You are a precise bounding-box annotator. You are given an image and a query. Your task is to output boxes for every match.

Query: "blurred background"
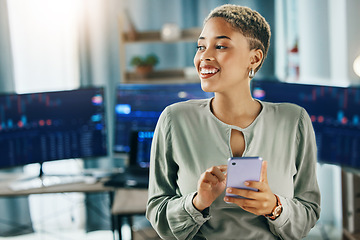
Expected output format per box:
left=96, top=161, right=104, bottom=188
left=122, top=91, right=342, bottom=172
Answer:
left=0, top=0, right=360, bottom=239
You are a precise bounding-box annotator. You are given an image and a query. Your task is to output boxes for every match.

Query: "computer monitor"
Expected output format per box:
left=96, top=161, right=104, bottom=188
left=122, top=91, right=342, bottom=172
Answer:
left=251, top=80, right=360, bottom=169
left=114, top=82, right=214, bottom=168
left=0, top=87, right=107, bottom=170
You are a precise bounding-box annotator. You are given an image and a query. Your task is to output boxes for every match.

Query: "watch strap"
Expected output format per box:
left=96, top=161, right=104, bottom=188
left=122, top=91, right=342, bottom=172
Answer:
left=264, top=194, right=282, bottom=220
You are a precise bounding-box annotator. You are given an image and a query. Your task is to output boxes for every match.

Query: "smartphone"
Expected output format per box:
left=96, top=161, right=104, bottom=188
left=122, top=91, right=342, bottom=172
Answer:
left=225, top=157, right=263, bottom=200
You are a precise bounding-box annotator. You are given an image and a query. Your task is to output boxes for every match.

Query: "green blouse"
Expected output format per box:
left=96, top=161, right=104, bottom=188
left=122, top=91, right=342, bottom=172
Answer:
left=146, top=98, right=321, bottom=240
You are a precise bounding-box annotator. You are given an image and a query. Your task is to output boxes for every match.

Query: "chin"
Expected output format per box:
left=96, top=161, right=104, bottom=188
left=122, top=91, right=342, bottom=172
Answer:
left=200, top=80, right=217, bottom=93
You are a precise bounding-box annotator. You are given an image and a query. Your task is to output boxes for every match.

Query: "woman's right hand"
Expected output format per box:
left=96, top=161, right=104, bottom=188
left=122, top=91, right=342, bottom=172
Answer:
left=193, top=165, right=227, bottom=211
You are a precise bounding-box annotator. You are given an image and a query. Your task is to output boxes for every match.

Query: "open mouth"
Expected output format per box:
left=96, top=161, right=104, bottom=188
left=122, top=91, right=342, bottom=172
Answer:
left=199, top=67, right=220, bottom=78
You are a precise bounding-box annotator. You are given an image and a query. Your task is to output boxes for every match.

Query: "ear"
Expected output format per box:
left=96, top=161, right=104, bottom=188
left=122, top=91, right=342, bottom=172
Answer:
left=249, top=49, right=263, bottom=70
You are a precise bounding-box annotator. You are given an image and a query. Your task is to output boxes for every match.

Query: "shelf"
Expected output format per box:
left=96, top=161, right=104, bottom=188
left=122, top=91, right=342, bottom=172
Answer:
left=122, top=28, right=202, bottom=43
left=118, top=18, right=201, bottom=83
left=343, top=229, right=360, bottom=240
left=124, top=69, right=199, bottom=83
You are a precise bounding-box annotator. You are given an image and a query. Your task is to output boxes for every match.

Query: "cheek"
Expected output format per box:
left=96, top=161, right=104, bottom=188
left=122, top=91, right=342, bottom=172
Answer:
left=193, top=53, right=200, bottom=68
left=222, top=54, right=248, bottom=71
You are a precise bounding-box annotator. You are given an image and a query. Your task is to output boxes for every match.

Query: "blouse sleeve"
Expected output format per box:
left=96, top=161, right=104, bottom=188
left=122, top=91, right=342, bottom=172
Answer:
left=268, top=108, right=321, bottom=239
left=146, top=107, right=210, bottom=240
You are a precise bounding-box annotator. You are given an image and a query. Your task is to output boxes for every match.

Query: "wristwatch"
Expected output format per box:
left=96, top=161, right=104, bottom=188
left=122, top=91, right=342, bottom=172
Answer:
left=264, top=194, right=282, bottom=220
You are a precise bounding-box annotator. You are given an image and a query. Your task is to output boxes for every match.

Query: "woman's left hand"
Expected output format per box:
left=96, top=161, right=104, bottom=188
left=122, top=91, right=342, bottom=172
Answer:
left=223, top=161, right=277, bottom=216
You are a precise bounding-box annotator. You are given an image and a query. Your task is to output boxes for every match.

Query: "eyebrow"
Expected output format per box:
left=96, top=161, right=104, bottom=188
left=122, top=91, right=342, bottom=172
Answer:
left=198, top=35, right=231, bottom=40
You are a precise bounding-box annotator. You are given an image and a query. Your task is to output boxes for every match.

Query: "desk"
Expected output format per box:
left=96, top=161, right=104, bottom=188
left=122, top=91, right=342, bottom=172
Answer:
left=111, top=189, right=150, bottom=240
left=0, top=175, right=152, bottom=240
left=0, top=176, right=113, bottom=197
left=0, top=175, right=117, bottom=239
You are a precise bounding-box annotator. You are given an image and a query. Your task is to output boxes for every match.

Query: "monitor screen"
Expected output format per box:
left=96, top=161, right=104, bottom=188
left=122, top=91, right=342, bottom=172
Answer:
left=251, top=80, right=360, bottom=169
left=0, top=87, right=107, bottom=169
left=114, top=83, right=214, bottom=168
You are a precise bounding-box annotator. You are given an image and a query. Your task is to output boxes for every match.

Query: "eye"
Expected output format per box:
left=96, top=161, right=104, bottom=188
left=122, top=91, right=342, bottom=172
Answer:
left=216, top=45, right=227, bottom=50
left=196, top=45, right=205, bottom=51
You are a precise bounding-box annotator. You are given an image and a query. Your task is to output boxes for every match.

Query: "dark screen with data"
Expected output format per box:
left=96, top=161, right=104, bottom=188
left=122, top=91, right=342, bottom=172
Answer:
left=0, top=88, right=107, bottom=169
left=252, top=80, right=360, bottom=169
left=114, top=83, right=213, bottom=168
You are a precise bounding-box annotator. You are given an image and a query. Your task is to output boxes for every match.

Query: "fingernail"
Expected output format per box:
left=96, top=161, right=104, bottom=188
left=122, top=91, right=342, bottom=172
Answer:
left=244, top=181, right=249, bottom=186
left=227, top=188, right=232, bottom=193
left=224, top=197, right=230, bottom=202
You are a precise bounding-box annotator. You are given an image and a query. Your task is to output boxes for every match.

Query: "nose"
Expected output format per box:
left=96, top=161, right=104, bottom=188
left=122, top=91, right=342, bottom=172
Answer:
left=200, top=56, right=215, bottom=61
left=199, top=48, right=215, bottom=62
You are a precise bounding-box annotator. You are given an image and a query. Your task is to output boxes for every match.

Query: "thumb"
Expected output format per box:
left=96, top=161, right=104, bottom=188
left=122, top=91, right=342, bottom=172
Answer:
left=260, top=160, right=268, bottom=183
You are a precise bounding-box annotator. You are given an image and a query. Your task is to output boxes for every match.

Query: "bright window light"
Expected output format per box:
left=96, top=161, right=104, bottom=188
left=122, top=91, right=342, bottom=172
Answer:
left=7, top=0, right=82, bottom=93
left=354, top=55, right=360, bottom=77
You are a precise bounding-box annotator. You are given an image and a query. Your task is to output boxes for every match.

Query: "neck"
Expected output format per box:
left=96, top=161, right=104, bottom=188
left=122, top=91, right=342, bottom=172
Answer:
left=211, top=85, right=261, bottom=127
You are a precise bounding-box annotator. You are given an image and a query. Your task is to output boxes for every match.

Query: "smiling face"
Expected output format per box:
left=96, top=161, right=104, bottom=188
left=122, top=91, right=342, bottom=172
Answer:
left=194, top=17, right=259, bottom=94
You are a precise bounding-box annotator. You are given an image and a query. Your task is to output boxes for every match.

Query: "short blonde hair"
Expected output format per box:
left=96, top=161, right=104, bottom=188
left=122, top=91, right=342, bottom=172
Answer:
left=205, top=4, right=271, bottom=72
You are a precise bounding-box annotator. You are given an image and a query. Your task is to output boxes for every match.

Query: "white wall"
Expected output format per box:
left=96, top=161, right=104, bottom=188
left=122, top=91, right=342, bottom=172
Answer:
left=346, top=0, right=360, bottom=84
left=298, top=0, right=331, bottom=83
left=7, top=0, right=81, bottom=93
left=297, top=0, right=360, bottom=86
left=316, top=163, right=343, bottom=228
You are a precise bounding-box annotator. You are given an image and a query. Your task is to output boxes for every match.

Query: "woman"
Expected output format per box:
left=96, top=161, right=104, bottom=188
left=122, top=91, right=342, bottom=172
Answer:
left=146, top=4, right=320, bottom=240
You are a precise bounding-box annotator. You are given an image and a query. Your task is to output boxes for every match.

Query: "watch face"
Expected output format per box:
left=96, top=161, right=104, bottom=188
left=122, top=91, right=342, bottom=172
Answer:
left=274, top=206, right=282, bottom=217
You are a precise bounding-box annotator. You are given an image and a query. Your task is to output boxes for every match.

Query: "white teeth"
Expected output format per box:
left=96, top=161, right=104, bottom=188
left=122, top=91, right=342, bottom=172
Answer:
left=200, top=68, right=218, bottom=74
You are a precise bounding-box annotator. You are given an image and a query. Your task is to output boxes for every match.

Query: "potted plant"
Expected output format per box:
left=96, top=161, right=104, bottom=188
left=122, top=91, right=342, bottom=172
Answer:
left=130, top=54, right=159, bottom=78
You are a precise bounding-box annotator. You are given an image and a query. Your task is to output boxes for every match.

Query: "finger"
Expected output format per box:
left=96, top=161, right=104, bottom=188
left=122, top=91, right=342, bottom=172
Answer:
left=203, top=171, right=221, bottom=185
left=260, top=160, right=268, bottom=183
left=226, top=187, right=257, bottom=199
left=243, top=181, right=264, bottom=191
left=212, top=165, right=227, bottom=177
left=217, top=165, right=228, bottom=172
left=224, top=197, right=265, bottom=215
left=224, top=196, right=256, bottom=208
left=207, top=165, right=227, bottom=182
